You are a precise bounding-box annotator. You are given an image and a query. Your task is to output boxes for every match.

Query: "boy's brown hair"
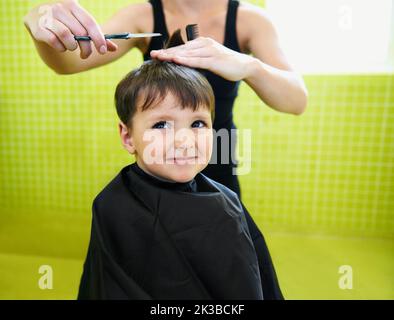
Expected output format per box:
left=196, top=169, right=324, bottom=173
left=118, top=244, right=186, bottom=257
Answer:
left=115, top=30, right=215, bottom=128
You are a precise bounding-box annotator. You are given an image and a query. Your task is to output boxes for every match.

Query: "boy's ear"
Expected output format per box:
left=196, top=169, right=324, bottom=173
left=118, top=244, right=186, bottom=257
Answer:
left=119, top=121, right=136, bottom=155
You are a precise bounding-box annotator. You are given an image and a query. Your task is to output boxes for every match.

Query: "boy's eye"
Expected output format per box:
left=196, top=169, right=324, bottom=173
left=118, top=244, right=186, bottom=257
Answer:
left=152, top=121, right=169, bottom=129
left=192, top=120, right=207, bottom=128
left=152, top=120, right=208, bottom=129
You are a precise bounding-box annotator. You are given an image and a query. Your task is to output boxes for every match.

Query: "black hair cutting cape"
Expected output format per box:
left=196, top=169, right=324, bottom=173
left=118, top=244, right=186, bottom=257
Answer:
left=77, top=163, right=283, bottom=300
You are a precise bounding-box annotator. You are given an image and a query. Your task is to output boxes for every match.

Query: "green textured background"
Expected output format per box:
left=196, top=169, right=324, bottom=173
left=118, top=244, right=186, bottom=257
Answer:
left=0, top=0, right=393, bottom=299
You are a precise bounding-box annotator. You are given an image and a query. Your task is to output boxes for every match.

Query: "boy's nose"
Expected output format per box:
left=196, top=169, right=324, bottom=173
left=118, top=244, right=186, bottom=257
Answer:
left=174, top=129, right=196, bottom=155
left=174, top=129, right=194, bottom=146
left=174, top=140, right=194, bottom=152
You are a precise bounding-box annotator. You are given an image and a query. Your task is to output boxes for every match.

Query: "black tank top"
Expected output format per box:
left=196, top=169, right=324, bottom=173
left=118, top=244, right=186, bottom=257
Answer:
left=143, top=0, right=241, bottom=183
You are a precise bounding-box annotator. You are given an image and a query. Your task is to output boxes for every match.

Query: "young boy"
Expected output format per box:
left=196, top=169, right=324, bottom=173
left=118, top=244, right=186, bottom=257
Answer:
left=78, top=58, right=283, bottom=300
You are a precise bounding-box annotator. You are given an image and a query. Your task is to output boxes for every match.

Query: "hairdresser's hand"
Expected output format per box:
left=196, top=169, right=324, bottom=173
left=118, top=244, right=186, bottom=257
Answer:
left=150, top=37, right=256, bottom=81
left=23, top=0, right=117, bottom=59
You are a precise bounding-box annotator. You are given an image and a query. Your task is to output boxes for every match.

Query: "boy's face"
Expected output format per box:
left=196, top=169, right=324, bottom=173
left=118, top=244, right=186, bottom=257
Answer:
left=119, top=92, right=213, bottom=183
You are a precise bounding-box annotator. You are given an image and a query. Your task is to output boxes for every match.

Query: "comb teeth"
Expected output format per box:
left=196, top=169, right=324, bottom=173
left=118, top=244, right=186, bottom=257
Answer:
left=186, top=24, right=199, bottom=41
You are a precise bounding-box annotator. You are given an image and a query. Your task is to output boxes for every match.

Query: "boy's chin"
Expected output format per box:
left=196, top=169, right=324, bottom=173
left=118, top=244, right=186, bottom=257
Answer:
left=168, top=162, right=210, bottom=183
left=167, top=169, right=199, bottom=183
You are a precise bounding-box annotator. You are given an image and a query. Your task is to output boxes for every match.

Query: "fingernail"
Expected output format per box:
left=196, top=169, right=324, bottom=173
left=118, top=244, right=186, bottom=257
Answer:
left=100, top=45, right=107, bottom=54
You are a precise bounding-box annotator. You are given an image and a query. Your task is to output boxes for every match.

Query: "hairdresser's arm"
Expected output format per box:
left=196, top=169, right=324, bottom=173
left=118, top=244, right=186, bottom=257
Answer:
left=242, top=6, right=308, bottom=115
left=23, top=1, right=142, bottom=74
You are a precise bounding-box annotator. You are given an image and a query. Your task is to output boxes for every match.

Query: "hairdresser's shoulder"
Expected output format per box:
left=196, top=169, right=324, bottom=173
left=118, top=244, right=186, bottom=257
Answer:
left=238, top=2, right=280, bottom=53
left=114, top=1, right=152, bottom=26
left=238, top=1, right=276, bottom=30
left=118, top=2, right=154, bottom=46
left=116, top=1, right=151, bottom=13
left=238, top=1, right=271, bottom=20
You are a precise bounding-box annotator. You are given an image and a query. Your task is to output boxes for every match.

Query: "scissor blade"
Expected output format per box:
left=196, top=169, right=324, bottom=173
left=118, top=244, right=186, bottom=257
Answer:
left=127, top=33, right=162, bottom=38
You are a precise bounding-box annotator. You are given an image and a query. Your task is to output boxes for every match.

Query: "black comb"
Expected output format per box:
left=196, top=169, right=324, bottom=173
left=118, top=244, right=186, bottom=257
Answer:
left=186, top=24, right=199, bottom=41
left=185, top=24, right=207, bottom=77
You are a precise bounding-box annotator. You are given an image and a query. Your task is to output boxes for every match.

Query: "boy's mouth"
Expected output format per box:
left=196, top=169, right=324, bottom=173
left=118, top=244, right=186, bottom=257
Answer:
left=166, top=156, right=198, bottom=164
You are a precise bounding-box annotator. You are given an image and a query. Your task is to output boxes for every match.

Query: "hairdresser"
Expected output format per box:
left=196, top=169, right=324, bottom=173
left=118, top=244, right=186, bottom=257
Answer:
left=23, top=0, right=308, bottom=199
